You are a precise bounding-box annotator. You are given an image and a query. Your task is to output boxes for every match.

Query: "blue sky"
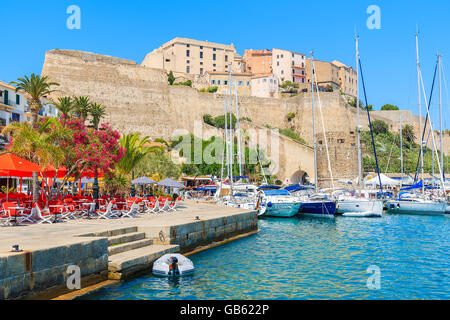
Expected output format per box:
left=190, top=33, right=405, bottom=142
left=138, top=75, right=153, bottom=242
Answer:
left=1, top=0, right=450, bottom=127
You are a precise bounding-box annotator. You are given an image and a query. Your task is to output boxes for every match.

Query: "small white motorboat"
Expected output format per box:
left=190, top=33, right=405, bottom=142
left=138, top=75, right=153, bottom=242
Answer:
left=152, top=254, right=194, bottom=277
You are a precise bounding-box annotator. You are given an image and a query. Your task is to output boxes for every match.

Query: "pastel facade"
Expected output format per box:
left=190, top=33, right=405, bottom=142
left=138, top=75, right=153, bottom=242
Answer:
left=243, top=49, right=273, bottom=75
left=205, top=71, right=252, bottom=96
left=272, top=48, right=307, bottom=85
left=141, top=37, right=240, bottom=75
left=306, top=59, right=357, bottom=98
left=251, top=74, right=279, bottom=98
left=0, top=81, right=29, bottom=129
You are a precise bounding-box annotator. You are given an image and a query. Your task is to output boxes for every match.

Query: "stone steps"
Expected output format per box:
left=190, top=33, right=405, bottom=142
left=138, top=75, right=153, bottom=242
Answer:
left=108, top=238, right=153, bottom=256
left=107, top=232, right=146, bottom=246
left=108, top=244, right=179, bottom=279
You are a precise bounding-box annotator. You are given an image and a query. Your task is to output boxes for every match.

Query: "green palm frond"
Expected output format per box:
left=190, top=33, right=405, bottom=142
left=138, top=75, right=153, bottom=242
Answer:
left=89, top=103, right=106, bottom=129
left=73, top=96, right=91, bottom=120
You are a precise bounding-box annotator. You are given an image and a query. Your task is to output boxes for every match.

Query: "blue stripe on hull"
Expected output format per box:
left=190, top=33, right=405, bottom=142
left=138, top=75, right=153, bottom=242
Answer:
left=300, top=201, right=336, bottom=216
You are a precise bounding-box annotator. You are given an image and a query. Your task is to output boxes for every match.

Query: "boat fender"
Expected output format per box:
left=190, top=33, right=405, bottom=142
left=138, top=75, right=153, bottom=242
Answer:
left=267, top=202, right=273, bottom=208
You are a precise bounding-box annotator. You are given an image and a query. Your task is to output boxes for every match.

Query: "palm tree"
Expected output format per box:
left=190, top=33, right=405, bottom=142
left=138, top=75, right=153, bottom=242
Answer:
left=9, top=74, right=59, bottom=202
left=9, top=74, right=59, bottom=125
left=73, top=96, right=91, bottom=122
left=89, top=103, right=106, bottom=129
left=53, top=97, right=74, bottom=118
left=117, top=133, right=155, bottom=175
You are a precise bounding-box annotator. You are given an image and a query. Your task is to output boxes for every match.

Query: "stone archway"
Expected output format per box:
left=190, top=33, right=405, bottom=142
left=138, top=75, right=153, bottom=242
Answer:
left=290, top=170, right=309, bottom=185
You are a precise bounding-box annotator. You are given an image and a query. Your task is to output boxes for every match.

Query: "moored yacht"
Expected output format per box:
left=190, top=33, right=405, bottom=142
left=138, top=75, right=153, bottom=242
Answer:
left=386, top=198, right=446, bottom=216
left=256, top=187, right=302, bottom=218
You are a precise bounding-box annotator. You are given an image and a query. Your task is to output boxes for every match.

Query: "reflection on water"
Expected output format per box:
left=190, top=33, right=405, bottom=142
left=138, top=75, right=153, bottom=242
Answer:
left=81, top=214, right=450, bottom=300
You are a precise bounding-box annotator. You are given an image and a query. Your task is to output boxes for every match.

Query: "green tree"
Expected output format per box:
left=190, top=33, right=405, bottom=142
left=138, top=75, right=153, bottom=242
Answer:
left=213, top=113, right=237, bottom=129
left=52, top=97, right=74, bottom=117
left=168, top=71, right=175, bottom=85
left=117, top=133, right=158, bottom=175
left=207, top=86, right=218, bottom=93
left=363, top=105, right=373, bottom=111
left=73, top=96, right=91, bottom=122
left=381, top=104, right=399, bottom=111
left=89, top=103, right=106, bottom=129
left=402, top=124, right=416, bottom=143
left=9, top=74, right=60, bottom=202
left=2, top=118, right=72, bottom=201
left=280, top=80, right=299, bottom=93
left=372, top=120, right=389, bottom=135
left=10, top=74, right=59, bottom=125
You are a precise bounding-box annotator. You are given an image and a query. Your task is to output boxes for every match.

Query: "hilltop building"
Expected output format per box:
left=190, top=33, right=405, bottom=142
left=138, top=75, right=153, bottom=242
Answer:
left=306, top=59, right=357, bottom=98
left=141, top=37, right=243, bottom=75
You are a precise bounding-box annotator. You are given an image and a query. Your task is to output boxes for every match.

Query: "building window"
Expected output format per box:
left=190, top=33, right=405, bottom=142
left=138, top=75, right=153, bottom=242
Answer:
left=246, top=81, right=250, bottom=86
left=263, top=79, right=267, bottom=83
left=213, top=54, right=216, bottom=60
left=281, top=54, right=283, bottom=58
left=217, top=80, right=221, bottom=85
left=225, top=55, right=228, bottom=62
left=213, top=69, right=216, bottom=71
left=16, top=94, right=20, bottom=105
left=186, top=66, right=190, bottom=73
left=200, top=68, right=203, bottom=74
left=200, top=62, right=203, bottom=65
left=277, top=55, right=279, bottom=59
left=200, top=52, right=203, bottom=58
left=213, top=48, right=216, bottom=51
left=238, top=81, right=243, bottom=86
left=281, top=70, right=284, bottom=74
left=186, top=50, right=190, bottom=57
left=186, top=60, right=190, bottom=64
left=200, top=46, right=203, bottom=49
left=213, top=64, right=216, bottom=67
left=211, top=80, right=215, bottom=84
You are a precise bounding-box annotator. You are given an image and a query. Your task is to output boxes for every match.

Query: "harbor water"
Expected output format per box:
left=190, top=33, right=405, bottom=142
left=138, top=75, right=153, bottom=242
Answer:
left=81, top=214, right=450, bottom=300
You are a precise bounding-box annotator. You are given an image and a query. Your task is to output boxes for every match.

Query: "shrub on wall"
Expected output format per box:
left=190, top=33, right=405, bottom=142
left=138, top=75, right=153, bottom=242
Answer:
left=207, top=86, right=218, bottom=93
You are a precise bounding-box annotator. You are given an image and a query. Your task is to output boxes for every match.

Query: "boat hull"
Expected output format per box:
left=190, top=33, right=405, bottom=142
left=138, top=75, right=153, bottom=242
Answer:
left=336, top=200, right=383, bottom=217
left=299, top=201, right=336, bottom=217
left=260, top=202, right=302, bottom=218
left=387, top=201, right=446, bottom=216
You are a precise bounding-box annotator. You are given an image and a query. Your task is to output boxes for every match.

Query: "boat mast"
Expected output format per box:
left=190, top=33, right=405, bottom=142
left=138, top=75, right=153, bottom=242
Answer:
left=227, top=67, right=234, bottom=194
left=416, top=31, right=425, bottom=197
left=438, top=53, right=445, bottom=182
left=356, top=36, right=362, bottom=196
left=310, top=51, right=318, bottom=192
left=400, top=114, right=403, bottom=189
left=234, top=79, right=243, bottom=177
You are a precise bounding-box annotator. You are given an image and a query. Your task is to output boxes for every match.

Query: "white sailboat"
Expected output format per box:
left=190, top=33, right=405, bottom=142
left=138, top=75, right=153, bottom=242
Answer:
left=335, top=36, right=383, bottom=217
left=386, top=31, right=447, bottom=216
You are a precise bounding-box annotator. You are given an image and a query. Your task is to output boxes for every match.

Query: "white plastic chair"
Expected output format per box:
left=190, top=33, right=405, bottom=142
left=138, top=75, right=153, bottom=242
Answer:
left=33, top=203, right=59, bottom=224
left=121, top=200, right=140, bottom=218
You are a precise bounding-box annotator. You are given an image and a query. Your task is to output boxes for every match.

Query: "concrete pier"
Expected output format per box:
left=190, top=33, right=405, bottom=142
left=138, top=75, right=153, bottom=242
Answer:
left=0, top=201, right=258, bottom=299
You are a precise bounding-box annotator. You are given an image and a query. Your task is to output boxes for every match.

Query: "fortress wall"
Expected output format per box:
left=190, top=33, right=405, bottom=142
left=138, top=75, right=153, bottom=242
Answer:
left=42, top=49, right=449, bottom=182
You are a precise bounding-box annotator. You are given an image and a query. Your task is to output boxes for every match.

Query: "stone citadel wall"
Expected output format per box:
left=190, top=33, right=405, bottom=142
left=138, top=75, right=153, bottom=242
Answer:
left=41, top=49, right=447, bottom=184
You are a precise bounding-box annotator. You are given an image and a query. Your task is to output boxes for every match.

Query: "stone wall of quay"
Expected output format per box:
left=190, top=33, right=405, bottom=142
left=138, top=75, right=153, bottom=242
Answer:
left=148, top=209, right=258, bottom=253
left=0, top=238, right=108, bottom=300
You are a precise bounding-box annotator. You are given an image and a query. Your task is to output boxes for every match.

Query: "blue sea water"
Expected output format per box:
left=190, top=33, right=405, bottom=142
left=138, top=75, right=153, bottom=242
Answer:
left=81, top=214, right=450, bottom=300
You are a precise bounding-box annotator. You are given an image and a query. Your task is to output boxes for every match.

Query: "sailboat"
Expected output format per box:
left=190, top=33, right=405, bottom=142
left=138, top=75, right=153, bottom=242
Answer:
left=386, top=31, right=447, bottom=216
left=216, top=67, right=259, bottom=209
left=298, top=51, right=336, bottom=217
left=335, top=36, right=384, bottom=218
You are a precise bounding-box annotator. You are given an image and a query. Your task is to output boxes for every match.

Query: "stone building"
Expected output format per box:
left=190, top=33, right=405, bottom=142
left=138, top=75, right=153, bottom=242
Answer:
left=243, top=48, right=307, bottom=86
left=251, top=74, right=279, bottom=98
left=243, top=49, right=273, bottom=75
left=204, top=71, right=252, bottom=96
left=141, top=37, right=241, bottom=75
left=306, top=59, right=357, bottom=99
